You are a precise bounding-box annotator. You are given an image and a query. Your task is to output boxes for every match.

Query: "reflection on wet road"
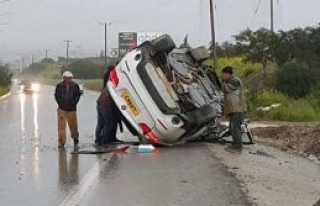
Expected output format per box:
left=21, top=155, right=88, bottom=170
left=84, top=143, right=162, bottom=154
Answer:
left=0, top=84, right=248, bottom=206
left=0, top=85, right=101, bottom=206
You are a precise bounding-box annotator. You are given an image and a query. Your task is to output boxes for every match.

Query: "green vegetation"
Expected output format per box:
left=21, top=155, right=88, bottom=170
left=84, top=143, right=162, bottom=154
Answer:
left=0, top=64, right=12, bottom=86
left=41, top=64, right=61, bottom=79
left=275, top=61, right=320, bottom=98
left=215, top=24, right=320, bottom=122
left=0, top=86, right=9, bottom=97
left=61, top=60, right=105, bottom=79
left=0, top=64, right=12, bottom=96
left=84, top=79, right=103, bottom=91
left=216, top=57, right=262, bottom=78
left=247, top=90, right=320, bottom=122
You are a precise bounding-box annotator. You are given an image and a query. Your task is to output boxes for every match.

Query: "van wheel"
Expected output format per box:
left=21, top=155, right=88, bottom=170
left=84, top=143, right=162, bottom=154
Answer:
left=151, top=34, right=176, bottom=55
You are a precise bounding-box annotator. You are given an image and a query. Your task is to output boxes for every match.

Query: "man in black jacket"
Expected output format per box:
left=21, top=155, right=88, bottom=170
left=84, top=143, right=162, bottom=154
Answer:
left=54, top=71, right=82, bottom=148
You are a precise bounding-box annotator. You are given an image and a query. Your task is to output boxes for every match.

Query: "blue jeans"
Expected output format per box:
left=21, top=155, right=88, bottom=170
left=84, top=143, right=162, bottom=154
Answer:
left=95, top=104, right=118, bottom=145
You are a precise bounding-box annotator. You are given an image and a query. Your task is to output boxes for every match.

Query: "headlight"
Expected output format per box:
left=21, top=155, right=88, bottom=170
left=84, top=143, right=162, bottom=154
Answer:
left=31, top=83, right=40, bottom=91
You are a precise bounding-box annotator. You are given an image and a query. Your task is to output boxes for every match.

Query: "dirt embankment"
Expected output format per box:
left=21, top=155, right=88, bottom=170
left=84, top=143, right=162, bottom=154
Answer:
left=252, top=123, right=320, bottom=158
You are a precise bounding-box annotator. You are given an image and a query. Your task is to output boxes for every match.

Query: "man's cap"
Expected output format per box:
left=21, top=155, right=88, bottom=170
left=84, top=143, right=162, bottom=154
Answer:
left=62, top=71, right=73, bottom=78
left=222, top=66, right=233, bottom=75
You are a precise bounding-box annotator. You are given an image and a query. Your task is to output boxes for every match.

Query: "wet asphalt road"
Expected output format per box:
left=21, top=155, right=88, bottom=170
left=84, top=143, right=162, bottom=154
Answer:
left=0, top=84, right=249, bottom=206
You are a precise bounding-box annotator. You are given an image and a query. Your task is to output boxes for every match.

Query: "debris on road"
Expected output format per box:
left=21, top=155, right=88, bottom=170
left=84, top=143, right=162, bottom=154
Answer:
left=137, top=144, right=155, bottom=153
left=248, top=149, right=276, bottom=159
left=70, top=145, right=129, bottom=154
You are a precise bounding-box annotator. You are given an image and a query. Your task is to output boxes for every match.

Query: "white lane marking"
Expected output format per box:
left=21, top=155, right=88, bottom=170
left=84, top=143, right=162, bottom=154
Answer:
left=59, top=162, right=100, bottom=206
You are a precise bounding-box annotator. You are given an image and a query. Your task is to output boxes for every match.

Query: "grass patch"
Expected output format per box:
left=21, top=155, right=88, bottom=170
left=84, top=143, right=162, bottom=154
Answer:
left=84, top=79, right=103, bottom=91
left=0, top=86, right=9, bottom=97
left=41, top=64, right=62, bottom=79
left=248, top=90, right=320, bottom=122
left=38, top=79, right=60, bottom=86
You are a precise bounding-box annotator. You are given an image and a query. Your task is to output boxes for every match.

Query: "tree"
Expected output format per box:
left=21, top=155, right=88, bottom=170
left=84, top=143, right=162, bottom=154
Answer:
left=275, top=25, right=320, bottom=67
left=0, top=65, right=12, bottom=87
left=41, top=58, right=55, bottom=64
left=275, top=61, right=318, bottom=98
left=234, top=28, right=277, bottom=77
left=216, top=41, right=241, bottom=58
left=58, top=56, right=66, bottom=63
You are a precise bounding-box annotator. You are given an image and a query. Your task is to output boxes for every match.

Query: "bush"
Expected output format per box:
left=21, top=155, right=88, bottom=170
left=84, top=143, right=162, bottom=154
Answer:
left=306, top=90, right=320, bottom=107
left=216, top=57, right=262, bottom=78
left=0, top=65, right=12, bottom=87
left=275, top=61, right=317, bottom=98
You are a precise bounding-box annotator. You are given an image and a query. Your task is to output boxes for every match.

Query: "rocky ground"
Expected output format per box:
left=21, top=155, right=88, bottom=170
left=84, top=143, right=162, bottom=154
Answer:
left=251, top=123, right=320, bottom=160
left=206, top=122, right=320, bottom=206
left=208, top=143, right=320, bottom=206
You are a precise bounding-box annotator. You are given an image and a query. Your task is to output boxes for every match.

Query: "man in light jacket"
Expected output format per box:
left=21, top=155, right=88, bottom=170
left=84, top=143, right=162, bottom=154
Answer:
left=221, top=66, right=247, bottom=153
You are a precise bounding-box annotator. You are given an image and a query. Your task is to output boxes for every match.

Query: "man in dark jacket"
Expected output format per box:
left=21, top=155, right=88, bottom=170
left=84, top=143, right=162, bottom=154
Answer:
left=95, top=65, right=122, bottom=145
left=95, top=65, right=138, bottom=146
left=222, top=66, right=247, bottom=154
left=54, top=71, right=82, bottom=148
left=95, top=84, right=120, bottom=145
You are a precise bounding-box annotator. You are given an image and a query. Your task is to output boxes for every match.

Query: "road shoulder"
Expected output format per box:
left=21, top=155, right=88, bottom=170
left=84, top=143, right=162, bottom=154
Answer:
left=208, top=143, right=320, bottom=206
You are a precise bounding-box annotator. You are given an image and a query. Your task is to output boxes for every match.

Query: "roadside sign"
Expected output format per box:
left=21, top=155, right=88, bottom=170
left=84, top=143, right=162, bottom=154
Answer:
left=119, top=32, right=137, bottom=57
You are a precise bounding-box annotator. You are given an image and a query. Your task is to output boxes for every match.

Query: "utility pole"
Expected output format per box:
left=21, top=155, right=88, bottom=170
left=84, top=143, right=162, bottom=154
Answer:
left=63, top=40, right=72, bottom=69
left=44, top=49, right=50, bottom=59
left=209, top=0, right=217, bottom=70
left=100, top=21, right=112, bottom=67
left=0, top=0, right=10, bottom=60
left=270, top=0, right=274, bottom=32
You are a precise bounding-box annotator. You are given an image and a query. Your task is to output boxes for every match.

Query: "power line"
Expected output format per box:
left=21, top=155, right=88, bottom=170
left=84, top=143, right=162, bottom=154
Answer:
left=250, top=0, right=263, bottom=26
left=277, top=0, right=283, bottom=30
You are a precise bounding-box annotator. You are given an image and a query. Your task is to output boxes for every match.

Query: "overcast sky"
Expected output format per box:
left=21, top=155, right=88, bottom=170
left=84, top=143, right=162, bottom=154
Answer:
left=0, top=0, right=320, bottom=62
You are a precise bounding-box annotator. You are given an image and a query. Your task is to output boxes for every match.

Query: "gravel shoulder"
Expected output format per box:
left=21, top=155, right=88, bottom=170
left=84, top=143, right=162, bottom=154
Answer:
left=251, top=123, right=320, bottom=160
left=208, top=143, right=320, bottom=206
